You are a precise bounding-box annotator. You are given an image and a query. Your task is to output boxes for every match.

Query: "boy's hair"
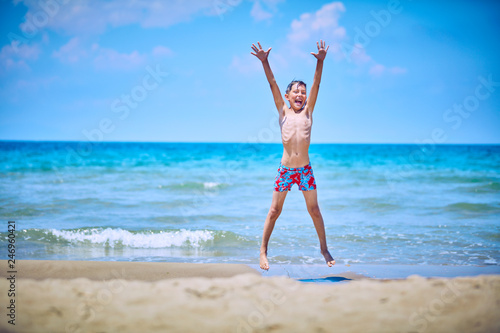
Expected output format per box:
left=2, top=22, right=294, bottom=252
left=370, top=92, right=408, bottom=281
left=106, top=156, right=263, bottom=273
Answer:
left=286, top=80, right=306, bottom=94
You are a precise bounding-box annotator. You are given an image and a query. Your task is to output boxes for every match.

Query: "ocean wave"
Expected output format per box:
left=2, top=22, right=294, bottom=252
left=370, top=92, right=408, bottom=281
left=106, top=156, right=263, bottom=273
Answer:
left=9, top=227, right=256, bottom=249
left=159, top=181, right=228, bottom=191
left=24, top=228, right=215, bottom=248
left=460, top=182, right=500, bottom=194
left=356, top=198, right=402, bottom=213
left=427, top=175, right=496, bottom=184
left=443, top=202, right=500, bottom=214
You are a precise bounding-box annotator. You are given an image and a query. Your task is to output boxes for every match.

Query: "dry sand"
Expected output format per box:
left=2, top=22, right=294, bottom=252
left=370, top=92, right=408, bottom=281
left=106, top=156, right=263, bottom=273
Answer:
left=1, top=260, right=499, bottom=333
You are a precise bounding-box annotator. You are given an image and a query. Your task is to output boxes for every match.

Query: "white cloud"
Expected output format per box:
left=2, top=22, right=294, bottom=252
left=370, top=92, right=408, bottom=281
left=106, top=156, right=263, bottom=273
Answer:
left=249, top=0, right=284, bottom=21
left=369, top=63, right=385, bottom=77
left=15, top=75, right=59, bottom=91
left=230, top=48, right=288, bottom=77
left=93, top=47, right=147, bottom=70
left=211, top=0, right=243, bottom=19
left=250, top=1, right=272, bottom=21
left=350, top=44, right=371, bottom=65
left=152, top=45, right=174, bottom=58
left=52, top=37, right=87, bottom=63
left=51, top=38, right=171, bottom=70
left=0, top=41, right=40, bottom=72
left=232, top=2, right=347, bottom=76
left=287, top=2, right=346, bottom=58
left=368, top=63, right=407, bottom=77
left=348, top=45, right=407, bottom=78
left=18, top=0, right=237, bottom=35
left=230, top=55, right=262, bottom=75
left=389, top=66, right=407, bottom=75
left=286, top=2, right=406, bottom=77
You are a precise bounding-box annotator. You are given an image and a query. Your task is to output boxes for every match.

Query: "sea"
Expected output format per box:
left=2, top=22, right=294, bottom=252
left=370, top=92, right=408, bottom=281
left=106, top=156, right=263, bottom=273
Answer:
left=1, top=141, right=499, bottom=267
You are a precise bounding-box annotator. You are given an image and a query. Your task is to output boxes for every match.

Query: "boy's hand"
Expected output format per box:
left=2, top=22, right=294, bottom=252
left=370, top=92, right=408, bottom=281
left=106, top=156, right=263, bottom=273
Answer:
left=251, top=42, right=271, bottom=62
left=311, top=40, right=329, bottom=61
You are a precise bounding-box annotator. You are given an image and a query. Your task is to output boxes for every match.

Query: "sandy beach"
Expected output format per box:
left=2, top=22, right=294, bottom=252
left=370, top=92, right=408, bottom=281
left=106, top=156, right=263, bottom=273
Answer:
left=1, top=260, right=499, bottom=333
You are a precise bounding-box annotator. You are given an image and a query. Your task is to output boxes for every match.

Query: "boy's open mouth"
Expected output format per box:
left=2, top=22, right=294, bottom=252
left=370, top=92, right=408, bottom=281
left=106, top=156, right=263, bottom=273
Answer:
left=294, top=99, right=303, bottom=107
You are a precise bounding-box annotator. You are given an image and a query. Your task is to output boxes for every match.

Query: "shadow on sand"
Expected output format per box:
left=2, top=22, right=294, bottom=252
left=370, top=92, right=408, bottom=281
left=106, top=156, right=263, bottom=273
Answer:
left=297, top=276, right=352, bottom=283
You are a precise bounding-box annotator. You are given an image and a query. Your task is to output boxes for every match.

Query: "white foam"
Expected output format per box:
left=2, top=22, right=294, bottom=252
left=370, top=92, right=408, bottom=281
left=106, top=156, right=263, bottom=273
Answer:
left=484, top=258, right=497, bottom=265
left=48, top=228, right=214, bottom=248
left=203, top=182, right=220, bottom=189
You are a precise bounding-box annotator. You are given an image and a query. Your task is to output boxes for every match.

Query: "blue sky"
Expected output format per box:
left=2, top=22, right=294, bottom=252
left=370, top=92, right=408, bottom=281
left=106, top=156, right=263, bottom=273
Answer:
left=0, top=0, right=499, bottom=143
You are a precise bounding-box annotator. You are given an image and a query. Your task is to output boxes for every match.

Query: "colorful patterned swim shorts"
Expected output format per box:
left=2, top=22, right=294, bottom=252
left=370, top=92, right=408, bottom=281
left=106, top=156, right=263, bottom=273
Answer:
left=274, top=162, right=317, bottom=192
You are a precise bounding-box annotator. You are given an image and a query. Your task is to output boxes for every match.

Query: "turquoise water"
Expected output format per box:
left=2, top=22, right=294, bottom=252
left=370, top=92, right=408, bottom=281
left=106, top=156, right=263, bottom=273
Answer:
left=0, top=141, right=499, bottom=266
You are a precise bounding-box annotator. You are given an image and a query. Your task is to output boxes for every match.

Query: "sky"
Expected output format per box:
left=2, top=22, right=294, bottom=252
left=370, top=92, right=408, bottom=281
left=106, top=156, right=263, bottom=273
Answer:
left=0, top=0, right=499, bottom=144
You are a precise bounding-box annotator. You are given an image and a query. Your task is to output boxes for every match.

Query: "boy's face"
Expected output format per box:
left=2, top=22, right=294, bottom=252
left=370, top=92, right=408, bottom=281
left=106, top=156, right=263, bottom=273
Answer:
left=285, top=83, right=307, bottom=111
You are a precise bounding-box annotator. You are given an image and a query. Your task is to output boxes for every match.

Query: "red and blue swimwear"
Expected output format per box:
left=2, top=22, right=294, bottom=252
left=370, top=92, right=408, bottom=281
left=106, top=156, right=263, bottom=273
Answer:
left=274, top=162, right=317, bottom=192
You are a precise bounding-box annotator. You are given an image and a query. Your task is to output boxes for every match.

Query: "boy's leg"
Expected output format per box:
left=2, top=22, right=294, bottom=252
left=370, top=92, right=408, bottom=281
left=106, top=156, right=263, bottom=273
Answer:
left=302, top=189, right=335, bottom=267
left=260, top=190, right=288, bottom=270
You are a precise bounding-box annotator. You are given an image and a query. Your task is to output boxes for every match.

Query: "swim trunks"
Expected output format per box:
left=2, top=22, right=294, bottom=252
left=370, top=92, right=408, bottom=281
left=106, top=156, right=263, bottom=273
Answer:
left=274, top=162, right=317, bottom=192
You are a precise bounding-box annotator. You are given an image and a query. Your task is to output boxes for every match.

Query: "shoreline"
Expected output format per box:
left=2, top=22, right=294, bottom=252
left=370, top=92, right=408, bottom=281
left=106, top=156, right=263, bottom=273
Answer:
left=254, top=263, right=500, bottom=282
left=2, top=260, right=499, bottom=282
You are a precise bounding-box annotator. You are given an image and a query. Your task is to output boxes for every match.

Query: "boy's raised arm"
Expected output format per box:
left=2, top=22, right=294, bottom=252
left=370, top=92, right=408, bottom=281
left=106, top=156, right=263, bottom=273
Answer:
left=308, top=40, right=329, bottom=113
left=251, top=42, right=285, bottom=113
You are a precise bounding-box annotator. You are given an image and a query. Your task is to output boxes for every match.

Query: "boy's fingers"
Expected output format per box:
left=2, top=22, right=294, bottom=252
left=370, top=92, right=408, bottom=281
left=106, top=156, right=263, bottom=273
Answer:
left=325, top=45, right=329, bottom=52
left=258, top=42, right=262, bottom=49
left=267, top=47, right=272, bottom=53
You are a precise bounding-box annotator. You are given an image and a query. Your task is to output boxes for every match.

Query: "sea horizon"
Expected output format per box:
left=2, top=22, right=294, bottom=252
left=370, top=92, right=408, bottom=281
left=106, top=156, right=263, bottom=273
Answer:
left=1, top=139, right=499, bottom=145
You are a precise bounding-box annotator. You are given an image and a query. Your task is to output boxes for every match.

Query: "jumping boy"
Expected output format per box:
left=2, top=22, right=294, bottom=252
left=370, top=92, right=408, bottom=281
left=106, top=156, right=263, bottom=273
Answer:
left=251, top=40, right=335, bottom=270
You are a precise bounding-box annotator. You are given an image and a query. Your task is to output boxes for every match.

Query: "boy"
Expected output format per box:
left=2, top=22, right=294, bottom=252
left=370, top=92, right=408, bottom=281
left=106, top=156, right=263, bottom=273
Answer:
left=251, top=40, right=335, bottom=270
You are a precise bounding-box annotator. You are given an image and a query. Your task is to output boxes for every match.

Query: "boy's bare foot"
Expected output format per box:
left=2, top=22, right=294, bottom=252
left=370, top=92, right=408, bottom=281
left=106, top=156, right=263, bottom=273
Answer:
left=322, top=249, right=335, bottom=267
left=260, top=251, right=269, bottom=270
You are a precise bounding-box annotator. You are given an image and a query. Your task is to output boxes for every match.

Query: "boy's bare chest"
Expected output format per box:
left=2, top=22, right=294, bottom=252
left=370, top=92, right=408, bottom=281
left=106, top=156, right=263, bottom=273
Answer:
left=280, top=112, right=312, bottom=139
